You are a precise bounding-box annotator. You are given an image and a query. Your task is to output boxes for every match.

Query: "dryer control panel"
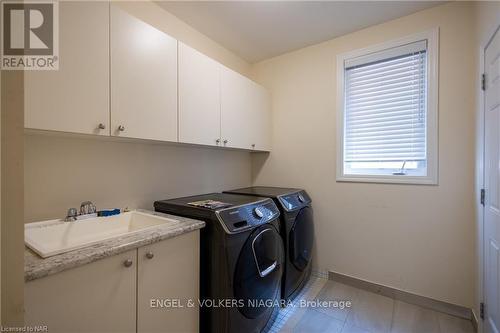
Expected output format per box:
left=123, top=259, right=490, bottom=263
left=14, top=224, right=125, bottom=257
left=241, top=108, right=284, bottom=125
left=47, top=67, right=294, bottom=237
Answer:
left=216, top=198, right=280, bottom=234
left=278, top=190, right=312, bottom=212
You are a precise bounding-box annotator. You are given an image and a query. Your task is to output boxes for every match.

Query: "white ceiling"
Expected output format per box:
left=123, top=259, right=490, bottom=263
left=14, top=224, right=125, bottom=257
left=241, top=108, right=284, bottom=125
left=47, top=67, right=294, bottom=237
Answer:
left=156, top=1, right=444, bottom=63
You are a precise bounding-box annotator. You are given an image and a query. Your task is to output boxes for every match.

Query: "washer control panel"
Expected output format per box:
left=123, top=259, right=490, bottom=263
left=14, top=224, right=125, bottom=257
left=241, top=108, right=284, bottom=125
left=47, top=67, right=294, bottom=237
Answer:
left=216, top=199, right=280, bottom=234
left=278, top=190, right=311, bottom=211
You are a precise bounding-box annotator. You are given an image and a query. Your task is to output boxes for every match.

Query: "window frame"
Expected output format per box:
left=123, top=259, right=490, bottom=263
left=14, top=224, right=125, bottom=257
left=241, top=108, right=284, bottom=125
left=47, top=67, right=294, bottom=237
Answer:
left=336, top=29, right=439, bottom=185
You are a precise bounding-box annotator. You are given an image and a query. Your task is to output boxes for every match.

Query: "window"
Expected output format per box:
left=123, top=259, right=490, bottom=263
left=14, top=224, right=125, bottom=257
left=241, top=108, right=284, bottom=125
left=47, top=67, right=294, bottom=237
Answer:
left=336, top=30, right=438, bottom=184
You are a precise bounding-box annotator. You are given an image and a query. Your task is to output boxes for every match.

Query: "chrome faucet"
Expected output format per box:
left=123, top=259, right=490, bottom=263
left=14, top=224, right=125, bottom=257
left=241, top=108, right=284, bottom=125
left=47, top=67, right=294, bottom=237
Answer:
left=64, top=201, right=97, bottom=222
left=79, top=201, right=97, bottom=215
left=64, top=207, right=78, bottom=222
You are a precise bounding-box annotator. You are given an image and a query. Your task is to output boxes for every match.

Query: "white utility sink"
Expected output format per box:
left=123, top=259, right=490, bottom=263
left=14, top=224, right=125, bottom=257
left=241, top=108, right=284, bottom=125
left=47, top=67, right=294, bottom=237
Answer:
left=25, top=210, right=181, bottom=258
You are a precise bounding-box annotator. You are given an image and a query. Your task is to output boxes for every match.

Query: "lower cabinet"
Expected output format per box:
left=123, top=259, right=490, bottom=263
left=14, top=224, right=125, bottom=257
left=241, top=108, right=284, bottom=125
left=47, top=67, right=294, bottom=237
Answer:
left=25, top=231, right=200, bottom=333
left=25, top=249, right=137, bottom=333
left=137, top=231, right=199, bottom=333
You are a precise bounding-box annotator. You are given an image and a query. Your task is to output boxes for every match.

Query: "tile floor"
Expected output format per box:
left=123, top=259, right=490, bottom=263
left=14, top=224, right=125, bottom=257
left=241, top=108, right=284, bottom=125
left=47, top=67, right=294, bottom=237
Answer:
left=266, top=276, right=475, bottom=333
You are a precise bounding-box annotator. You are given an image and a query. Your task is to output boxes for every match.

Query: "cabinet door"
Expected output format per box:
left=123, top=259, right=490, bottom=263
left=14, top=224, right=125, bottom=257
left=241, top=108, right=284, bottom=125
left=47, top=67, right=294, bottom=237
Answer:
left=110, top=5, right=177, bottom=142
left=137, top=231, right=199, bottom=333
left=25, top=250, right=137, bottom=333
left=24, top=1, right=109, bottom=135
left=179, top=43, right=221, bottom=146
left=221, top=67, right=253, bottom=149
left=249, top=83, right=272, bottom=151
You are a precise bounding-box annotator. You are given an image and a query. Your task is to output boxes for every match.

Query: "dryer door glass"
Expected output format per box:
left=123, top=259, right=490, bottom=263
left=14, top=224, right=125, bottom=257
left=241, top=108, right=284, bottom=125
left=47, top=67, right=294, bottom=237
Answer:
left=289, top=206, right=314, bottom=271
left=233, top=225, right=283, bottom=319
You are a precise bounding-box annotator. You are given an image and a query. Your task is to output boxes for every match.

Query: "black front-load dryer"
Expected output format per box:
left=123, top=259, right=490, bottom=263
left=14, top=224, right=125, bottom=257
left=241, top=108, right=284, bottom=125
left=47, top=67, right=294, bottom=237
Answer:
left=224, top=187, right=314, bottom=301
left=154, top=193, right=284, bottom=333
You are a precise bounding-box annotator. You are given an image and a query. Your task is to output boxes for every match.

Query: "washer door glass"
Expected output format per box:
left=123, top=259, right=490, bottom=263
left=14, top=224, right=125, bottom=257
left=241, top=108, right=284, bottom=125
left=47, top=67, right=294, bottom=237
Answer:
left=233, top=225, right=283, bottom=319
left=289, top=206, right=314, bottom=271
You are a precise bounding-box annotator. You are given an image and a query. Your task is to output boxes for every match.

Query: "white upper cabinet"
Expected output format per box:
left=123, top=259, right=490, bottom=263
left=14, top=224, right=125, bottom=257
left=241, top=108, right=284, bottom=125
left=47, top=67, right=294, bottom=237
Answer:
left=110, top=5, right=178, bottom=142
left=179, top=48, right=271, bottom=151
left=24, top=2, right=110, bottom=135
left=249, top=82, right=272, bottom=151
left=221, top=66, right=271, bottom=151
left=24, top=3, right=271, bottom=151
left=221, top=67, right=253, bottom=149
left=178, top=43, right=221, bottom=146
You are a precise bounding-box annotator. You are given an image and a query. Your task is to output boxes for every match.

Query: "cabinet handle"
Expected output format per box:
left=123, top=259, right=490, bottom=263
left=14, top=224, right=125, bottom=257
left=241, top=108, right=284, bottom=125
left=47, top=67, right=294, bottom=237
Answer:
left=123, top=259, right=133, bottom=267
left=118, top=125, right=125, bottom=132
left=215, top=139, right=220, bottom=145
left=223, top=139, right=228, bottom=145
left=98, top=123, right=106, bottom=130
left=146, top=251, right=154, bottom=259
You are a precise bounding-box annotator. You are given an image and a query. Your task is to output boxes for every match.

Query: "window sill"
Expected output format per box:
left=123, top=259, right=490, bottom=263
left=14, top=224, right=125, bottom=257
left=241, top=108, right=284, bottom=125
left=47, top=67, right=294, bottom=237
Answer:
left=336, top=174, right=438, bottom=185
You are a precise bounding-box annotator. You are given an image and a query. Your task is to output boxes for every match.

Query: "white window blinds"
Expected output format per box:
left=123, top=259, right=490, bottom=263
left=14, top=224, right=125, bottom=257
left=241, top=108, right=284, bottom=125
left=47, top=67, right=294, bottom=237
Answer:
left=344, top=40, right=427, bottom=164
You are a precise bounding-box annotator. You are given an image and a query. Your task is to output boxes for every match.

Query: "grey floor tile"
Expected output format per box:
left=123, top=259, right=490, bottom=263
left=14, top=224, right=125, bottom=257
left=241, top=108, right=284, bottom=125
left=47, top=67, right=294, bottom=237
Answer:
left=346, top=289, right=394, bottom=333
left=342, top=323, right=372, bottom=333
left=271, top=276, right=329, bottom=333
left=279, top=306, right=308, bottom=332
left=315, top=281, right=359, bottom=321
left=270, top=277, right=475, bottom=333
left=390, top=301, right=440, bottom=333
left=437, top=313, right=474, bottom=333
left=292, top=309, right=344, bottom=333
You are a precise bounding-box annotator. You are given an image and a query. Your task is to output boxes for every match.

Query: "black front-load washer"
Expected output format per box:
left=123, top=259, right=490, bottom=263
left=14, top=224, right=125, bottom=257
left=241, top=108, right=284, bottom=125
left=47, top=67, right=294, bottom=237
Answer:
left=224, top=187, right=314, bottom=301
left=154, top=193, right=284, bottom=333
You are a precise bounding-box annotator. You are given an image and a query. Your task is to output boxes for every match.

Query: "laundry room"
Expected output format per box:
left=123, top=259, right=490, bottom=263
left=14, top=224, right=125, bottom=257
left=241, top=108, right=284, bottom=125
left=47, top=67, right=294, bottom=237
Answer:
left=1, top=1, right=499, bottom=333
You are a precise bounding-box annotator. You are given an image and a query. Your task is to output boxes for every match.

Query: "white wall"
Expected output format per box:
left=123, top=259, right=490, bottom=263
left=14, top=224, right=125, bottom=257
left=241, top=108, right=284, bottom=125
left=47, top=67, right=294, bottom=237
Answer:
left=25, top=135, right=251, bottom=222
left=251, top=2, right=476, bottom=307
